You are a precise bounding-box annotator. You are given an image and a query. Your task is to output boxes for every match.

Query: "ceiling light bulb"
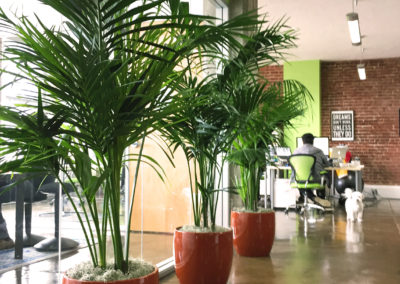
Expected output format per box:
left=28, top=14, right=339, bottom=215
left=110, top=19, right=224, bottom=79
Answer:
left=347, top=13, right=361, bottom=46
left=357, top=64, right=366, bottom=80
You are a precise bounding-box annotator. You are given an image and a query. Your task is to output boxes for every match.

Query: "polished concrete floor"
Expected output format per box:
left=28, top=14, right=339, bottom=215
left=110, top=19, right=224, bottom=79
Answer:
left=1, top=197, right=400, bottom=283
left=163, top=197, right=400, bottom=284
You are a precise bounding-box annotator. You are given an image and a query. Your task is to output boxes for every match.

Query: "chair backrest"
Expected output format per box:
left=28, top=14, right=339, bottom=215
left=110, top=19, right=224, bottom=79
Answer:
left=288, top=154, right=316, bottom=184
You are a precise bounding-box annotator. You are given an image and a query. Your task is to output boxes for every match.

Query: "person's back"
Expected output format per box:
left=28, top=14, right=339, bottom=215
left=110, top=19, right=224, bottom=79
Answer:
left=293, top=143, right=329, bottom=182
left=291, top=133, right=331, bottom=207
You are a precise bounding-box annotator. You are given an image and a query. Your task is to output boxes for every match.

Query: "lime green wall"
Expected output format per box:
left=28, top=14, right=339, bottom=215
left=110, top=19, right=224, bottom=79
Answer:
left=283, top=60, right=321, bottom=151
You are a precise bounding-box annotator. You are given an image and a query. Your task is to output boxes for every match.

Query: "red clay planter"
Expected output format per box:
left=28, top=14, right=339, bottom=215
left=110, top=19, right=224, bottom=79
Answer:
left=174, top=227, right=233, bottom=284
left=231, top=210, right=275, bottom=257
left=62, top=267, right=159, bottom=284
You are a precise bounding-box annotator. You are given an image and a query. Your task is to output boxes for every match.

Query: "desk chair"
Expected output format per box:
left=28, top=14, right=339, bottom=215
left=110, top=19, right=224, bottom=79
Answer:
left=288, top=154, right=325, bottom=213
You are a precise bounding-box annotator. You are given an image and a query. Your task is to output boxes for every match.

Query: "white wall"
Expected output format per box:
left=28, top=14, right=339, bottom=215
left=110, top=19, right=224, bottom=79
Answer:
left=0, top=1, right=64, bottom=107
left=364, top=185, right=400, bottom=199
left=1, top=0, right=63, bottom=31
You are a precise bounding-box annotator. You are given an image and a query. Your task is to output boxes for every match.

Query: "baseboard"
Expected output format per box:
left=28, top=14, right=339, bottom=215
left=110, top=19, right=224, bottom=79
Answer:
left=364, top=184, right=400, bottom=199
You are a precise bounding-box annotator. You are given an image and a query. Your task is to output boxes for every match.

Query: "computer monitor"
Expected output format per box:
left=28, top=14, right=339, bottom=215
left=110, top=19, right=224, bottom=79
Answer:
left=296, top=137, right=329, bottom=156
left=275, top=147, right=292, bottom=158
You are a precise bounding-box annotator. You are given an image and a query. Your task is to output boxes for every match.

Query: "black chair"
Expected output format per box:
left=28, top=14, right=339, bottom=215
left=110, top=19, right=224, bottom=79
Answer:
left=30, top=174, right=79, bottom=252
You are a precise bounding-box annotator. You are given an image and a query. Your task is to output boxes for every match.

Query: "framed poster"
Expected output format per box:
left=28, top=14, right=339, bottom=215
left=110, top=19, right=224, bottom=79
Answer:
left=331, top=110, right=354, bottom=141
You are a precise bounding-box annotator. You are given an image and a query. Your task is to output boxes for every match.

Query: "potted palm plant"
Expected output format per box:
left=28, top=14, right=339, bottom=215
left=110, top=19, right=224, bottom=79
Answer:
left=162, top=67, right=238, bottom=284
left=0, top=0, right=260, bottom=282
left=227, top=77, right=310, bottom=257
left=224, top=30, right=311, bottom=256
left=161, top=18, right=310, bottom=283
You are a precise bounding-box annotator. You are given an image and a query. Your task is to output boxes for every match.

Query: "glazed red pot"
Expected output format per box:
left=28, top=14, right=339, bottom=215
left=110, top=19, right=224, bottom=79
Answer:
left=231, top=210, right=275, bottom=257
left=62, top=266, right=159, bottom=284
left=174, top=227, right=233, bottom=284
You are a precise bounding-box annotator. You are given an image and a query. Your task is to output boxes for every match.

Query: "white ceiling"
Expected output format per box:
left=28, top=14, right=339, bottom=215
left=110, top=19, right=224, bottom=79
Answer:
left=258, top=0, right=400, bottom=61
left=2, top=0, right=399, bottom=62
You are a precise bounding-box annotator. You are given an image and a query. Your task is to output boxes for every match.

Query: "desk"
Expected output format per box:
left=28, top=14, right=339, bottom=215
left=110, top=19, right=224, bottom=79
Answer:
left=325, top=164, right=364, bottom=196
left=265, top=165, right=292, bottom=209
left=266, top=164, right=364, bottom=207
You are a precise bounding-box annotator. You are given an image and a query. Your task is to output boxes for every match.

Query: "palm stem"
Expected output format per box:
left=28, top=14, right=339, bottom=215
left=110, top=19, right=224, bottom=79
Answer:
left=124, top=133, right=146, bottom=265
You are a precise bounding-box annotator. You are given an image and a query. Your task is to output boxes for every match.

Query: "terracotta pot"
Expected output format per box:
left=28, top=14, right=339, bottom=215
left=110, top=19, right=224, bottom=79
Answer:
left=174, top=227, right=233, bottom=284
left=231, top=210, right=275, bottom=257
left=62, top=266, right=159, bottom=284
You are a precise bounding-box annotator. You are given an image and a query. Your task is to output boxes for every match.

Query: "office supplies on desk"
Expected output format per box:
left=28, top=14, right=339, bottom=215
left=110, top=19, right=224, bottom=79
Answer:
left=275, top=147, right=291, bottom=166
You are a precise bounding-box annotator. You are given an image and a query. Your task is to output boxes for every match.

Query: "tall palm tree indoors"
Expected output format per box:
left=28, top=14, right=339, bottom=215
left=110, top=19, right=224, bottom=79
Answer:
left=163, top=19, right=311, bottom=228
left=0, top=0, right=261, bottom=280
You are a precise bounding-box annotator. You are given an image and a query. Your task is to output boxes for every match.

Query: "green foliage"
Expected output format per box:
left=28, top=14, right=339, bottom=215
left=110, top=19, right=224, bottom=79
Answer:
left=223, top=21, right=312, bottom=212
left=0, top=0, right=261, bottom=273
left=163, top=16, right=311, bottom=225
left=226, top=77, right=311, bottom=211
left=162, top=74, right=237, bottom=228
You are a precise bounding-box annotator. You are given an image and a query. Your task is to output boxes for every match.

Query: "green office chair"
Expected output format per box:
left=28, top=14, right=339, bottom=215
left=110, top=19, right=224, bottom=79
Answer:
left=288, top=154, right=326, bottom=213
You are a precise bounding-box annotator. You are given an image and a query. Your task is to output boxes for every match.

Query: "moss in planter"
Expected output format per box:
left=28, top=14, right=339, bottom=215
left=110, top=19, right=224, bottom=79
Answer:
left=179, top=225, right=231, bottom=233
left=66, top=259, right=154, bottom=281
left=232, top=207, right=274, bottom=213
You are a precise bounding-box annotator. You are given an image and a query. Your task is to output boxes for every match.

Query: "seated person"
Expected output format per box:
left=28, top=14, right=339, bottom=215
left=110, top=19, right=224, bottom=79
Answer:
left=292, top=133, right=331, bottom=207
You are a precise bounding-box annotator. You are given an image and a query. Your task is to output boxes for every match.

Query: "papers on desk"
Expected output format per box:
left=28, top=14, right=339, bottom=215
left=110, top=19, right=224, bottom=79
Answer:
left=339, top=162, right=350, bottom=168
left=338, top=162, right=363, bottom=169
left=325, top=163, right=364, bottom=179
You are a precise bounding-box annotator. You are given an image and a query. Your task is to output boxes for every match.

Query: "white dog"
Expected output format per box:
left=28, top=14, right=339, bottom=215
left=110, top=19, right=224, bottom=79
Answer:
left=344, top=188, right=364, bottom=222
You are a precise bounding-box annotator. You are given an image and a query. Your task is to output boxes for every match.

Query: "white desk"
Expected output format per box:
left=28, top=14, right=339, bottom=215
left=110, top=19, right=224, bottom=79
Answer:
left=264, top=163, right=364, bottom=208
left=325, top=164, right=364, bottom=196
left=265, top=163, right=364, bottom=208
left=265, top=165, right=293, bottom=209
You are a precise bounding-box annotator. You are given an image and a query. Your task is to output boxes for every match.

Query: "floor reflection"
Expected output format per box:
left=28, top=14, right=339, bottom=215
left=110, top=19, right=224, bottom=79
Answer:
left=164, top=198, right=400, bottom=284
left=345, top=221, right=364, bottom=253
left=1, top=198, right=400, bottom=283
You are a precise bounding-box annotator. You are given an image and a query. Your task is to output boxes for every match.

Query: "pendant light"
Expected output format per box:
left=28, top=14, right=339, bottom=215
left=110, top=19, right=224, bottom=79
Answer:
left=346, top=0, right=361, bottom=45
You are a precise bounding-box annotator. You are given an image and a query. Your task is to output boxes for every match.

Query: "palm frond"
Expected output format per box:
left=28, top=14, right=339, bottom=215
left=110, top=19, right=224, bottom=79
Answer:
left=0, top=0, right=265, bottom=272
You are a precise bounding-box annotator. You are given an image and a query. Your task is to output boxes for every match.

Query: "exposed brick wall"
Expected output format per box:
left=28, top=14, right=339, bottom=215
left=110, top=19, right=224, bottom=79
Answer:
left=321, top=58, right=400, bottom=185
left=260, top=58, right=400, bottom=185
left=259, top=65, right=283, bottom=82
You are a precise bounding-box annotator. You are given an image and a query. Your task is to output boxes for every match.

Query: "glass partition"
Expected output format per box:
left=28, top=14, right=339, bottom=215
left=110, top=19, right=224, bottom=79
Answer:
left=127, top=0, right=230, bottom=277
left=128, top=134, right=192, bottom=267
left=0, top=0, right=230, bottom=282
